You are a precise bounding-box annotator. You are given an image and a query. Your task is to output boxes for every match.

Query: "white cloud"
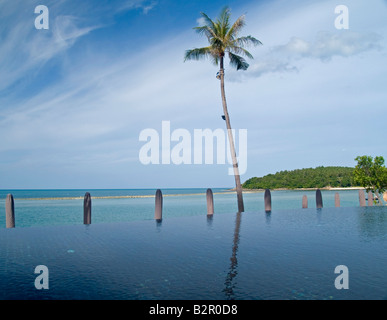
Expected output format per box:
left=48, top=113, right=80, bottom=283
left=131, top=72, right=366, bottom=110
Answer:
left=118, top=0, right=157, bottom=14
left=53, top=15, right=99, bottom=45
left=0, top=29, right=213, bottom=154
left=275, top=31, right=383, bottom=62
left=26, top=15, right=101, bottom=66
left=228, top=30, right=383, bottom=81
left=0, top=4, right=100, bottom=92
left=237, top=60, right=299, bottom=80
left=196, top=17, right=206, bottom=27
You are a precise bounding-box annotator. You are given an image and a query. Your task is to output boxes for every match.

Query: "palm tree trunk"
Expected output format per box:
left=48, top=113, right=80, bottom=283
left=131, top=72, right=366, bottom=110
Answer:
left=219, top=57, right=245, bottom=212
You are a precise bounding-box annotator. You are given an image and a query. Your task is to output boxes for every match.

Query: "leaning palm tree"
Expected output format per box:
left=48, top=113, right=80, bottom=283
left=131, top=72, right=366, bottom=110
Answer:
left=184, top=6, right=261, bottom=213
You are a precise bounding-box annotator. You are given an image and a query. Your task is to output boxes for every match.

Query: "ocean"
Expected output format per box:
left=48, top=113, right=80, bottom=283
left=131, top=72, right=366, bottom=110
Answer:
left=0, top=188, right=363, bottom=228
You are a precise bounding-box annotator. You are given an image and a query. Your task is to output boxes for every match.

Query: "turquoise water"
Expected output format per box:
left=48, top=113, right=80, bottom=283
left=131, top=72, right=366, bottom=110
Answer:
left=0, top=189, right=365, bottom=228
left=1, top=206, right=386, bottom=300
left=1, top=189, right=385, bottom=300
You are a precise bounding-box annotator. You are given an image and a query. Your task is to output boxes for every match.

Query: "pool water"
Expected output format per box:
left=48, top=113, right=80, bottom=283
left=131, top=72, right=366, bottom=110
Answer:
left=0, top=206, right=386, bottom=300
left=0, top=189, right=364, bottom=228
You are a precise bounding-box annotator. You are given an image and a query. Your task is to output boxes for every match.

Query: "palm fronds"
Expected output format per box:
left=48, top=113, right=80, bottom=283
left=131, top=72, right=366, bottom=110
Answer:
left=228, top=52, right=249, bottom=70
left=185, top=6, right=261, bottom=71
left=184, top=47, right=213, bottom=61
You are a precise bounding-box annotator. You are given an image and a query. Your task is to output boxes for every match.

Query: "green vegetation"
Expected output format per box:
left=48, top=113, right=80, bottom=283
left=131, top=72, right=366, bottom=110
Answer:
left=243, top=166, right=356, bottom=189
left=354, top=155, right=387, bottom=205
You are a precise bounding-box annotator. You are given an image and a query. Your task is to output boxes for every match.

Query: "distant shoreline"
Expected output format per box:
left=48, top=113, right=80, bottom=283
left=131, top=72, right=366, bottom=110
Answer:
left=229, top=187, right=365, bottom=192
left=12, top=191, right=236, bottom=201
left=5, top=187, right=367, bottom=201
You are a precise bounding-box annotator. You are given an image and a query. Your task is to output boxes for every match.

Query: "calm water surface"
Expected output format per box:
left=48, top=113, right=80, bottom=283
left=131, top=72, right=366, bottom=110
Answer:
left=0, top=206, right=386, bottom=300
left=0, top=189, right=366, bottom=228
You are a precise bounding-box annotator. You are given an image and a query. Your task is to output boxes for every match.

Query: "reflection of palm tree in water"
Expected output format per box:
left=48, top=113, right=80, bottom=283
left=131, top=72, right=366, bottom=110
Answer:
left=223, top=211, right=242, bottom=300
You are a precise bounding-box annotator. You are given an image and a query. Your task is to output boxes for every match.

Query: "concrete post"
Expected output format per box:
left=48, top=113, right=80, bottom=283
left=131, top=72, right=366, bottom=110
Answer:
left=264, top=189, right=272, bottom=212
left=359, top=189, right=366, bottom=207
left=367, top=191, right=373, bottom=206
left=302, top=195, right=308, bottom=209
left=83, top=192, right=91, bottom=225
left=335, top=192, right=340, bottom=207
left=5, top=194, right=15, bottom=228
left=316, top=189, right=323, bottom=209
left=155, top=189, right=163, bottom=221
left=206, top=188, right=214, bottom=216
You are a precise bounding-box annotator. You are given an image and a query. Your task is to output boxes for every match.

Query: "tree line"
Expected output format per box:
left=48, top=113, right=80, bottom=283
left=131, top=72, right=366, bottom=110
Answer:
left=242, top=166, right=356, bottom=189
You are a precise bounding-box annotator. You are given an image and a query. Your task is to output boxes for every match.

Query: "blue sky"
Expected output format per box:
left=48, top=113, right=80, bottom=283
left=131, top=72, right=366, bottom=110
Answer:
left=0, top=0, right=386, bottom=189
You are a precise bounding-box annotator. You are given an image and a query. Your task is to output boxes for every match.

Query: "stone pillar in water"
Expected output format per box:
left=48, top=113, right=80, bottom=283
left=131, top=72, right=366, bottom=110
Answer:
left=264, top=189, right=272, bottom=212
left=316, top=189, right=323, bottom=209
left=367, top=191, right=373, bottom=206
left=335, top=192, right=340, bottom=207
left=5, top=194, right=15, bottom=228
left=358, top=190, right=366, bottom=207
left=206, top=189, right=214, bottom=216
left=84, top=192, right=91, bottom=225
left=302, top=195, right=308, bottom=209
left=155, top=189, right=163, bottom=221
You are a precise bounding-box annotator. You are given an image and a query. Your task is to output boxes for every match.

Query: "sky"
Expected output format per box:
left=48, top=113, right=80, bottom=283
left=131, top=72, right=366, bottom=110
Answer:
left=0, top=0, right=386, bottom=189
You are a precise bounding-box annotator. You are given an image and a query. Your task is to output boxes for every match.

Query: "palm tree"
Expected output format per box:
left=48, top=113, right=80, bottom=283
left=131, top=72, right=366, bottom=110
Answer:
left=184, top=6, right=261, bottom=212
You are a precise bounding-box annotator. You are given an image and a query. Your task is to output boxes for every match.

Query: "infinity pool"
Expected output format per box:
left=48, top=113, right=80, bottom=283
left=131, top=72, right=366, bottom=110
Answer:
left=0, top=206, right=386, bottom=300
